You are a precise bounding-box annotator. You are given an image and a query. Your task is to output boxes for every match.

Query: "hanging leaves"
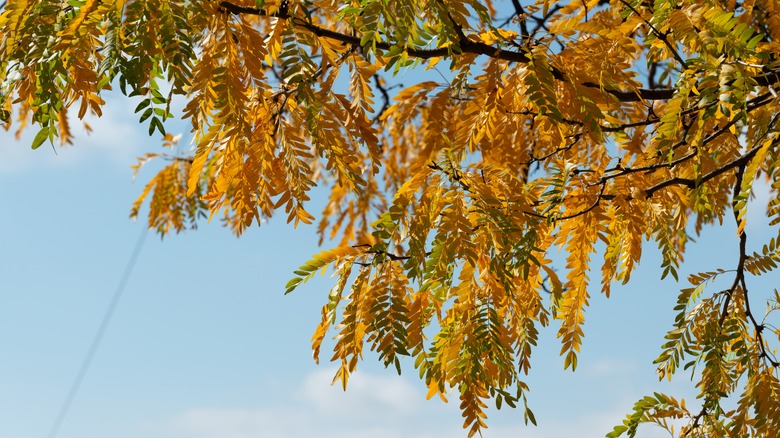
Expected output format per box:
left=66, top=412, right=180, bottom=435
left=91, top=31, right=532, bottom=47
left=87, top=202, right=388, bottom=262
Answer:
left=5, top=0, right=780, bottom=436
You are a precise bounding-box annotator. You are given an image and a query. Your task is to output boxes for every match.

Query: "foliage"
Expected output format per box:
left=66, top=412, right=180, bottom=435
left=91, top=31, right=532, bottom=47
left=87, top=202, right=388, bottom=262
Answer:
left=3, top=0, right=780, bottom=436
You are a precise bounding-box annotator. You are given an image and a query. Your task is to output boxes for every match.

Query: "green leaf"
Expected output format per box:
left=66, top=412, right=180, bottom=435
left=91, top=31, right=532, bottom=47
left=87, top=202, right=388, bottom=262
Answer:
left=284, top=277, right=303, bottom=294
left=139, top=108, right=153, bottom=123
left=606, top=425, right=628, bottom=438
left=524, top=407, right=537, bottom=425
left=148, top=117, right=165, bottom=136
left=134, top=99, right=151, bottom=113
left=31, top=126, right=51, bottom=150
left=285, top=246, right=361, bottom=294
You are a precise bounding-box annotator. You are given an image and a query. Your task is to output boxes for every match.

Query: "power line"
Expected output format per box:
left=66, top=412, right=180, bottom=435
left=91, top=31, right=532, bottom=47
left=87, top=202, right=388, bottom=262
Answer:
left=47, top=227, right=149, bottom=438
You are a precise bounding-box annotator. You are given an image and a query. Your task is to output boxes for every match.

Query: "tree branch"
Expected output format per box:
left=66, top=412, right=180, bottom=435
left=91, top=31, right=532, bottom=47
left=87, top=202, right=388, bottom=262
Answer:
left=618, top=0, right=686, bottom=66
left=645, top=105, right=779, bottom=198
left=221, top=1, right=780, bottom=102
left=509, top=0, right=530, bottom=40
left=217, top=1, right=683, bottom=102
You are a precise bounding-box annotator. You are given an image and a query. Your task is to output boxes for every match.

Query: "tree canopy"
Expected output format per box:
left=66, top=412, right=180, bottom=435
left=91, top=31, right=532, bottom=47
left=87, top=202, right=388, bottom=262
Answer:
left=3, top=0, right=780, bottom=436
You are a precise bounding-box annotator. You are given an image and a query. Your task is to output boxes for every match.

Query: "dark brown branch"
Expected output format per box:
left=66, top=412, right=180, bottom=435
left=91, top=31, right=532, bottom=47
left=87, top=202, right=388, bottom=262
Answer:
left=511, top=95, right=775, bottom=218
left=512, top=93, right=776, bottom=221
left=506, top=108, right=585, bottom=129
left=682, top=164, right=750, bottom=437
left=218, top=1, right=678, bottom=102
left=580, top=82, right=672, bottom=102
left=712, top=160, right=778, bottom=369
left=353, top=243, right=429, bottom=263
left=601, top=117, right=659, bottom=132
left=435, top=0, right=467, bottom=42
left=219, top=1, right=279, bottom=17
left=648, top=61, right=659, bottom=89
left=217, top=1, right=780, bottom=104
left=755, top=69, right=780, bottom=89
left=511, top=99, right=711, bottom=135
left=645, top=144, right=758, bottom=198
left=602, top=98, right=720, bottom=133
left=684, top=407, right=708, bottom=437
left=596, top=147, right=698, bottom=186
left=218, top=1, right=530, bottom=61
left=644, top=176, right=696, bottom=196
left=618, top=0, right=686, bottom=66
left=518, top=181, right=608, bottom=221
left=645, top=106, right=779, bottom=198
left=509, top=0, right=530, bottom=40
left=521, top=132, right=582, bottom=165
left=557, top=183, right=606, bottom=220
left=718, top=163, right=748, bottom=327
left=371, top=74, right=395, bottom=124
left=741, top=275, right=780, bottom=368
left=730, top=146, right=780, bottom=368
left=428, top=161, right=470, bottom=191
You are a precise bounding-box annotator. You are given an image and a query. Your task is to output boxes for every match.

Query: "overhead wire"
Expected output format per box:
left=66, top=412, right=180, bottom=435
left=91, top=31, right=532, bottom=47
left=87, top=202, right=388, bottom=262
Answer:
left=47, top=227, right=149, bottom=438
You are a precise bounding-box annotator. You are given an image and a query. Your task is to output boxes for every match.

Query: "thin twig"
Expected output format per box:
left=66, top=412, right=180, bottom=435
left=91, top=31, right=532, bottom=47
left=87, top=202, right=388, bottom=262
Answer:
left=618, top=0, right=686, bottom=66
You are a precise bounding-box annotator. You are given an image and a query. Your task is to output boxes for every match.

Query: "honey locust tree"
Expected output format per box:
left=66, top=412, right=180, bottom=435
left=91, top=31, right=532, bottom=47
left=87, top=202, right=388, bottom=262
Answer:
left=3, top=0, right=780, bottom=436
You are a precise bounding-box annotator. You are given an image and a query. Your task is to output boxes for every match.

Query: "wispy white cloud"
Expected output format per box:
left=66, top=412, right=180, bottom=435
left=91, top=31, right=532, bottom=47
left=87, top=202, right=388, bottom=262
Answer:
left=583, top=357, right=637, bottom=377
left=146, top=367, right=459, bottom=438
left=0, top=92, right=189, bottom=174
left=144, top=366, right=677, bottom=438
left=296, top=367, right=423, bottom=417
left=486, top=409, right=674, bottom=438
left=0, top=101, right=136, bottom=174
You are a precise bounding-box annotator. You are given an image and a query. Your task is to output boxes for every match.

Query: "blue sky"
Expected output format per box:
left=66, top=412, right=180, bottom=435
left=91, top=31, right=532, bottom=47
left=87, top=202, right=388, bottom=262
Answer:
left=1, top=76, right=775, bottom=438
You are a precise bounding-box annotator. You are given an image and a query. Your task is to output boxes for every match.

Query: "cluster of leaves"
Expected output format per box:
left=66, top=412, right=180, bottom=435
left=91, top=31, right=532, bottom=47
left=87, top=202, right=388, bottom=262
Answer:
left=3, top=0, right=780, bottom=436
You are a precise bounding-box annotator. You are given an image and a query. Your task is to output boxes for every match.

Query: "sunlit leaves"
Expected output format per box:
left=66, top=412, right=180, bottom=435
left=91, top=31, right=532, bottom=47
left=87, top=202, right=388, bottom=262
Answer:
left=608, top=393, right=689, bottom=438
left=130, top=135, right=207, bottom=235
left=6, top=0, right=780, bottom=436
